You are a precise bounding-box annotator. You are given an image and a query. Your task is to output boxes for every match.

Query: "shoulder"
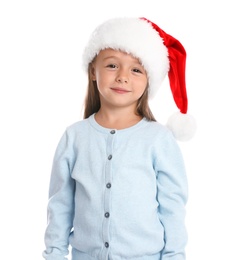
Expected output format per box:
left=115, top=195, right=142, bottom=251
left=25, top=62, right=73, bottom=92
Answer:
left=143, top=120, right=174, bottom=140
left=142, top=120, right=183, bottom=154
left=65, top=117, right=90, bottom=134
left=54, top=118, right=91, bottom=147
left=146, top=122, right=185, bottom=165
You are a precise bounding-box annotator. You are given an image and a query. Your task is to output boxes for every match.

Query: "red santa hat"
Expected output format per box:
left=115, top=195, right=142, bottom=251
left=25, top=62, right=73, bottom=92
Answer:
left=82, top=17, right=196, bottom=141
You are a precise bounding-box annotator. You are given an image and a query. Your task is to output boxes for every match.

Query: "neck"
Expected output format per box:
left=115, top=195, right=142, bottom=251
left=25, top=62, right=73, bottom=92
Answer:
left=95, top=107, right=142, bottom=129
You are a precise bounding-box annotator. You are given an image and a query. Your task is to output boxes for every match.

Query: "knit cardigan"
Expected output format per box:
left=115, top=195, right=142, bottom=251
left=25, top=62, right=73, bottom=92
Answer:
left=43, top=114, right=188, bottom=260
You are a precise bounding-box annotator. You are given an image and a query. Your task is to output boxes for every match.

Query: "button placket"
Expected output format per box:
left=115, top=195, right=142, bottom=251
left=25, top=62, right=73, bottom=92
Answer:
left=101, top=129, right=116, bottom=257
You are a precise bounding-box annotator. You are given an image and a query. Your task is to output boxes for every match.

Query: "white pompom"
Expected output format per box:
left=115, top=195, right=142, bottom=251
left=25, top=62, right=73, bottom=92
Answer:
left=166, top=112, right=197, bottom=141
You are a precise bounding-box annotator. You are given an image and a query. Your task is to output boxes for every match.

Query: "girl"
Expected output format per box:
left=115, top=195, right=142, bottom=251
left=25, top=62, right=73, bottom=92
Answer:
left=43, top=17, right=195, bottom=260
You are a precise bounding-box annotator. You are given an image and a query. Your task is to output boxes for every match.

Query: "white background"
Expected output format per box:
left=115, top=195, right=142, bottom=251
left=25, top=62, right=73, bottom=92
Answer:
left=1, top=0, right=244, bottom=259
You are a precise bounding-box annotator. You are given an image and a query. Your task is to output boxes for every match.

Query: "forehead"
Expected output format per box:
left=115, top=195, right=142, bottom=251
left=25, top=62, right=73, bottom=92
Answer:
left=96, top=48, right=142, bottom=64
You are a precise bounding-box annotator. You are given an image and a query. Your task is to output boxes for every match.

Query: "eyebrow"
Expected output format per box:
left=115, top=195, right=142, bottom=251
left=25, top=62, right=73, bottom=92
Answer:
left=102, top=55, right=142, bottom=66
left=102, top=56, right=117, bottom=61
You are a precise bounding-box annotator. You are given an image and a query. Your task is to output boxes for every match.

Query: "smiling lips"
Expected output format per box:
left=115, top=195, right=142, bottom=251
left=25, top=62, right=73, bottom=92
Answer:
left=111, top=87, right=131, bottom=94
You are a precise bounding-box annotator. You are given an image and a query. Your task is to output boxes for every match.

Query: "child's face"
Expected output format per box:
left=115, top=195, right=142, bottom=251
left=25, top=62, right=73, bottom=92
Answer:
left=91, top=48, right=148, bottom=110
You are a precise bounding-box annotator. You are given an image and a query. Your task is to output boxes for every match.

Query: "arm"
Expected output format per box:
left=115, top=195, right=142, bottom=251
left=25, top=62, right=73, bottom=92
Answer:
left=156, top=132, right=188, bottom=260
left=43, top=130, right=76, bottom=260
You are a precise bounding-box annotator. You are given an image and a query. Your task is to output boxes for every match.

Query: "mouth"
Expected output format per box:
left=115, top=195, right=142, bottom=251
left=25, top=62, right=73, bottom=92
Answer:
left=110, top=87, right=131, bottom=94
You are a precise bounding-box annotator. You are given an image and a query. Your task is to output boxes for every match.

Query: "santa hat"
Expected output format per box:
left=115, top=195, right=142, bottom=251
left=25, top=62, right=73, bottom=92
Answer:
left=82, top=17, right=196, bottom=141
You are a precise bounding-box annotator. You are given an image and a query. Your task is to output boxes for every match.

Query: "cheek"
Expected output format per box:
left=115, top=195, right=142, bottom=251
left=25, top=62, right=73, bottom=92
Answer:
left=137, top=81, right=148, bottom=95
left=95, top=75, right=111, bottom=95
left=96, top=78, right=107, bottom=92
left=95, top=70, right=111, bottom=85
left=94, top=72, right=104, bottom=87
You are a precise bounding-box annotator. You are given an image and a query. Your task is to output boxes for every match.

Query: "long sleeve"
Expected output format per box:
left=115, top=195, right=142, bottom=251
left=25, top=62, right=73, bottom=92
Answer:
left=42, top=130, right=76, bottom=260
left=155, top=132, right=188, bottom=260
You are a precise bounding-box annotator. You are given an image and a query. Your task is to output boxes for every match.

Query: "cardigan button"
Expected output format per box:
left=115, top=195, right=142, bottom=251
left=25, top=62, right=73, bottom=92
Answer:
left=105, top=242, right=109, bottom=248
left=104, top=212, right=110, bottom=218
left=108, top=154, right=112, bottom=160
left=106, top=183, right=111, bottom=189
left=110, top=130, right=116, bottom=134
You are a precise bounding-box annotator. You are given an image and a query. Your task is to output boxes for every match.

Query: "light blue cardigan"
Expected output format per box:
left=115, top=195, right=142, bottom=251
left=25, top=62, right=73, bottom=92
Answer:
left=43, top=114, right=188, bottom=260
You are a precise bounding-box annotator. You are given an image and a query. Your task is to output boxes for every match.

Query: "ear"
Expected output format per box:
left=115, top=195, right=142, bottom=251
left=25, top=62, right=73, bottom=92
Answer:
left=90, top=64, right=96, bottom=81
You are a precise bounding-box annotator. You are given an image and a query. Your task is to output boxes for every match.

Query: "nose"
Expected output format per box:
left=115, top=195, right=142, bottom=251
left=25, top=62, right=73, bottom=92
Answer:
left=116, top=69, right=128, bottom=84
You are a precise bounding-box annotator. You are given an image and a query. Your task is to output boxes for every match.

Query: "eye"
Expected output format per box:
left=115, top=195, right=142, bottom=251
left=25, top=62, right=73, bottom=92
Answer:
left=106, top=64, right=117, bottom=69
left=132, top=68, right=143, bottom=74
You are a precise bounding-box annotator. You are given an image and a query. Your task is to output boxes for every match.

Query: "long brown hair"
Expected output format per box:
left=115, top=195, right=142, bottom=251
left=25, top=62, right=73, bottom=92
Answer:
left=83, top=63, right=156, bottom=121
